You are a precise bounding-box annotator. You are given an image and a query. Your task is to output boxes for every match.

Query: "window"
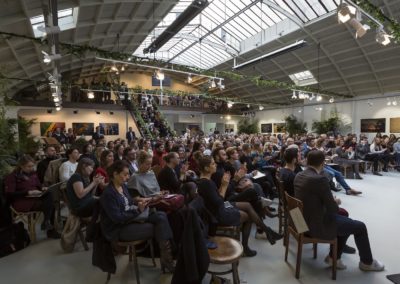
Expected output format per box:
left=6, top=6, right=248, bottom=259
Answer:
left=30, top=7, right=79, bottom=38
left=289, top=70, right=318, bottom=86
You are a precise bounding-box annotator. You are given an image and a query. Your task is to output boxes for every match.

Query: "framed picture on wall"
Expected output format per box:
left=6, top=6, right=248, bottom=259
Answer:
left=40, top=122, right=66, bottom=136
left=225, top=124, right=234, bottom=133
left=99, top=123, right=119, bottom=135
left=72, top=123, right=94, bottom=136
left=273, top=123, right=286, bottom=133
left=360, top=118, right=385, bottom=133
left=390, top=117, right=400, bottom=133
left=261, top=123, right=272, bottom=133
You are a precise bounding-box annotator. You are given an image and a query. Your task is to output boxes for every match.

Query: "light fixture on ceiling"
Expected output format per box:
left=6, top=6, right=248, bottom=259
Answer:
left=337, top=3, right=356, bottom=24
left=310, top=94, right=315, bottom=100
left=315, top=106, right=323, bottom=111
left=349, top=18, right=370, bottom=38
left=217, top=78, right=225, bottom=90
left=367, top=99, right=373, bottom=107
left=143, top=0, right=209, bottom=54
left=187, top=74, right=193, bottom=83
left=392, top=99, right=398, bottom=106
left=56, top=106, right=61, bottom=111
left=259, top=105, right=264, bottom=111
left=111, top=65, right=118, bottom=72
left=233, top=40, right=307, bottom=70
left=87, top=91, right=94, bottom=99
left=291, top=90, right=297, bottom=99
left=298, top=109, right=302, bottom=113
left=156, top=69, right=165, bottom=81
left=227, top=101, right=233, bottom=108
left=53, top=96, right=60, bottom=103
left=247, top=104, right=250, bottom=108
left=209, top=78, right=216, bottom=89
left=316, top=95, right=322, bottom=101
left=329, top=97, right=335, bottom=103
left=121, top=66, right=125, bottom=71
left=41, top=50, right=61, bottom=64
left=226, top=115, right=231, bottom=120
left=376, top=29, right=391, bottom=46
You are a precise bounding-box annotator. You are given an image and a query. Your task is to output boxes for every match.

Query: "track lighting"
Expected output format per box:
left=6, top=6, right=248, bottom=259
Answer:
left=121, top=66, right=125, bottom=71
left=337, top=3, right=356, bottom=24
left=259, top=105, right=264, bottom=111
left=393, top=100, right=398, bottom=106
left=88, top=91, right=94, bottom=99
left=41, top=50, right=61, bottom=64
left=53, top=96, right=60, bottom=103
left=329, top=97, right=335, bottom=103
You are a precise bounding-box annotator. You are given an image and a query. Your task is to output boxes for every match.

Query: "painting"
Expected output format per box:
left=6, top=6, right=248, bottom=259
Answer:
left=390, top=117, right=400, bottom=133
left=72, top=123, right=94, bottom=136
left=99, top=123, right=119, bottom=135
left=360, top=118, right=385, bottom=133
left=273, top=122, right=286, bottom=133
left=261, top=123, right=272, bottom=133
left=40, top=122, right=65, bottom=136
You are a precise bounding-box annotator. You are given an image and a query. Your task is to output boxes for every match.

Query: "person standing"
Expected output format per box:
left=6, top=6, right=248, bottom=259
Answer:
left=126, top=127, right=136, bottom=144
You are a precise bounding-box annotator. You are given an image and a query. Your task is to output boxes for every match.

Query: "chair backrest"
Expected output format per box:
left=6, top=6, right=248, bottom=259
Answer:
left=152, top=165, right=162, bottom=178
left=278, top=181, right=287, bottom=207
left=285, top=192, right=306, bottom=235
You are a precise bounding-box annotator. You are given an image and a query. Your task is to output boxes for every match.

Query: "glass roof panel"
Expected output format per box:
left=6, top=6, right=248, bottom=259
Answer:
left=133, top=0, right=338, bottom=69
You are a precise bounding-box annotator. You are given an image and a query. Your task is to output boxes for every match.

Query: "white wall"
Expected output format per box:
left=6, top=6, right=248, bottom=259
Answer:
left=255, top=96, right=400, bottom=140
left=17, top=107, right=140, bottom=140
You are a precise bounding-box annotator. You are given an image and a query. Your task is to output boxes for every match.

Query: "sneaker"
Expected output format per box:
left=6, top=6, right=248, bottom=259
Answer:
left=324, top=255, right=347, bottom=270
left=359, top=259, right=385, bottom=271
left=260, top=197, right=273, bottom=208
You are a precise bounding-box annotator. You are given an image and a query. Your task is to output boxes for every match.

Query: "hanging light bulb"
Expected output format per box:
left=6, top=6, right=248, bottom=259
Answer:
left=376, top=29, right=391, bottom=46
left=329, top=97, right=335, bottom=103
left=316, top=95, right=322, bottom=102
left=156, top=69, right=165, bottom=81
left=259, top=105, right=264, bottom=111
left=88, top=91, right=94, bottom=99
left=187, top=74, right=192, bottom=83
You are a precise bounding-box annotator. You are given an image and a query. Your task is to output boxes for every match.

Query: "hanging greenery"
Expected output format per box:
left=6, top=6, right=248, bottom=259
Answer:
left=284, top=115, right=308, bottom=136
left=238, top=118, right=259, bottom=134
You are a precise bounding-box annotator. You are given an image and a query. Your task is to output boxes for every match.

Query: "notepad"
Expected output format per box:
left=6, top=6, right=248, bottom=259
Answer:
left=289, top=207, right=309, bottom=234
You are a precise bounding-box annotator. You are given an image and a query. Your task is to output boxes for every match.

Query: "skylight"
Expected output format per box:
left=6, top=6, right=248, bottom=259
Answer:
left=289, top=70, right=318, bottom=86
left=30, top=7, right=79, bottom=38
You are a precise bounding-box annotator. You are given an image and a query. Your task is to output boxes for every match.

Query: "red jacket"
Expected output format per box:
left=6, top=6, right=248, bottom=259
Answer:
left=152, top=151, right=166, bottom=168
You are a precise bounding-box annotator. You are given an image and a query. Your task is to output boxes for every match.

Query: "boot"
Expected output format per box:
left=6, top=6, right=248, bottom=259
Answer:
left=159, top=240, right=175, bottom=273
left=264, top=227, right=283, bottom=245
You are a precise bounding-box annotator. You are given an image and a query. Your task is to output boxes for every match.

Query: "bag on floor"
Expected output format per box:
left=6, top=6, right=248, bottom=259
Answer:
left=60, top=214, right=81, bottom=253
left=0, top=222, right=30, bottom=258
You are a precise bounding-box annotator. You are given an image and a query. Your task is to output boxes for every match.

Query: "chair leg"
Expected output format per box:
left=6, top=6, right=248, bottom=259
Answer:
left=129, top=246, right=133, bottom=262
left=278, top=209, right=283, bottom=235
left=313, top=243, right=318, bottom=259
left=232, top=261, right=240, bottom=284
left=295, top=239, right=303, bottom=279
left=132, top=246, right=140, bottom=284
left=331, top=242, right=337, bottom=280
left=28, top=215, right=36, bottom=243
left=106, top=273, right=111, bottom=281
left=284, top=234, right=290, bottom=261
left=78, top=229, right=89, bottom=251
left=149, top=240, right=156, bottom=267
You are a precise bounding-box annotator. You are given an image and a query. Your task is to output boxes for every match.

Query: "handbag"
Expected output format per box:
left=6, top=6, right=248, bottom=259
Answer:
left=149, top=194, right=184, bottom=213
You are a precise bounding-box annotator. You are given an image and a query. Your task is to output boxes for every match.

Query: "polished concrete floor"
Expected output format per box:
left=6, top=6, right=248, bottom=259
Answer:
left=0, top=170, right=399, bottom=284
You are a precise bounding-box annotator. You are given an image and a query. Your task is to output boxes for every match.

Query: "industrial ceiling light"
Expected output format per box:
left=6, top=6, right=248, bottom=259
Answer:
left=217, top=78, right=225, bottom=90
left=349, top=18, right=370, bottom=38
left=209, top=79, right=216, bottom=89
left=337, top=3, right=356, bottom=23
left=316, top=95, right=322, bottom=102
left=247, top=104, right=250, bottom=108
left=88, top=91, right=94, bottom=99
left=121, top=66, right=125, bottom=71
left=143, top=0, right=209, bottom=54
left=41, top=50, right=61, bottom=64
left=259, top=105, right=264, bottom=111
left=227, top=101, right=233, bottom=108
left=156, top=69, right=165, bottom=81
left=387, top=98, right=392, bottom=106
left=187, top=74, right=193, bottom=83
left=96, top=111, right=101, bottom=115
left=226, top=115, right=231, bottom=120
left=392, top=100, right=398, bottom=106
left=376, top=29, right=391, bottom=46
left=291, top=90, right=297, bottom=99
left=53, top=96, right=60, bottom=102
left=329, top=97, right=335, bottom=103
left=56, top=106, right=62, bottom=111
left=111, top=65, right=118, bottom=72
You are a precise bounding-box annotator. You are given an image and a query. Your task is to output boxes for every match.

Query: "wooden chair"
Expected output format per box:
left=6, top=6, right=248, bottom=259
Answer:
left=284, top=192, right=337, bottom=280
left=107, top=239, right=156, bottom=283
left=10, top=207, right=42, bottom=243
left=208, top=236, right=243, bottom=284
left=340, top=164, right=353, bottom=179
left=216, top=225, right=241, bottom=241
left=277, top=181, right=288, bottom=244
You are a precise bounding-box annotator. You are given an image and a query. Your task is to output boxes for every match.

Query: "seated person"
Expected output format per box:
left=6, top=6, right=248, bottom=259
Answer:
left=4, top=155, right=60, bottom=238
left=196, top=156, right=282, bottom=257
left=294, top=150, right=384, bottom=271
left=66, top=158, right=103, bottom=218
left=94, top=150, right=114, bottom=192
left=59, top=148, right=80, bottom=182
left=79, top=144, right=99, bottom=168
left=334, top=144, right=362, bottom=179
left=100, top=161, right=174, bottom=273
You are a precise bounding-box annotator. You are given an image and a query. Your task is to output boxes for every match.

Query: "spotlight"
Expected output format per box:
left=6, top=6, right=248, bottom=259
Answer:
left=41, top=50, right=61, bottom=64
left=298, top=92, right=305, bottom=100
left=376, top=29, right=391, bottom=46
left=56, top=106, right=62, bottom=111
left=217, top=78, right=225, bottom=90
left=111, top=65, right=118, bottom=72
left=349, top=18, right=370, bottom=38
left=259, top=105, right=264, bottom=111
left=227, top=102, right=233, bottom=108
left=247, top=104, right=250, bottom=108
left=337, top=3, right=356, bottom=24
left=88, top=91, right=94, bottom=99
left=73, top=110, right=78, bottom=114
left=109, top=111, right=114, bottom=115
left=156, top=69, right=165, bottom=81
left=393, top=100, right=398, bottom=106
left=316, top=95, right=322, bottom=102
left=187, top=74, right=193, bottom=83
left=209, top=79, right=216, bottom=89
left=298, top=109, right=302, bottom=113
left=329, top=97, right=335, bottom=103
left=226, top=115, right=231, bottom=120
left=121, top=66, right=125, bottom=71
left=96, top=111, right=101, bottom=115
left=47, top=109, right=52, bottom=114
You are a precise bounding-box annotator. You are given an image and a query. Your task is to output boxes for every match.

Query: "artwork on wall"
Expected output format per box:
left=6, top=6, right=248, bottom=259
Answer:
left=273, top=123, right=286, bottom=133
left=390, top=117, right=400, bottom=133
left=72, top=123, right=94, bottom=136
left=99, top=123, right=119, bottom=135
left=261, top=123, right=272, bottom=133
left=360, top=118, right=386, bottom=133
left=40, top=122, right=66, bottom=136
left=225, top=124, right=234, bottom=133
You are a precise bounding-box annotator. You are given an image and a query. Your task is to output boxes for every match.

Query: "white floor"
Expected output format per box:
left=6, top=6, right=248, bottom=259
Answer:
left=0, top=170, right=399, bottom=284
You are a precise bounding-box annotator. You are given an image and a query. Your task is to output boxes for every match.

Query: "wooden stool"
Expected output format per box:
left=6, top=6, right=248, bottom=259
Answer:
left=208, top=236, right=243, bottom=284
left=216, top=225, right=241, bottom=241
left=10, top=207, right=42, bottom=243
left=107, top=239, right=156, bottom=283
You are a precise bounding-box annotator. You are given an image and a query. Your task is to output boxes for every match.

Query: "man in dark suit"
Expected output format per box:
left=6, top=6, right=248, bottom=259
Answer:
left=92, top=126, right=104, bottom=142
left=294, top=150, right=384, bottom=272
left=126, top=127, right=136, bottom=144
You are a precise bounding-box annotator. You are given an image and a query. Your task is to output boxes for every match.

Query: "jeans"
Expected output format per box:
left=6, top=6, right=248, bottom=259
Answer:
left=332, top=214, right=373, bottom=264
left=394, top=152, right=400, bottom=167
left=324, top=165, right=351, bottom=191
